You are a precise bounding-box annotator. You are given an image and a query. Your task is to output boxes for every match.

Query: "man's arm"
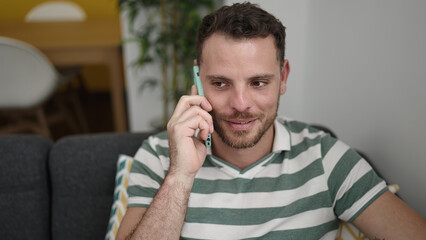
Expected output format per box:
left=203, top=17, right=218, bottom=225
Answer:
left=353, top=190, right=426, bottom=239
left=116, top=173, right=195, bottom=240
left=116, top=207, right=146, bottom=239
left=116, top=85, right=214, bottom=239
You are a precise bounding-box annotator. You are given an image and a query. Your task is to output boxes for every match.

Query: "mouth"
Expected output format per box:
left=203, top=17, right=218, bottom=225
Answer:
left=226, top=119, right=256, bottom=131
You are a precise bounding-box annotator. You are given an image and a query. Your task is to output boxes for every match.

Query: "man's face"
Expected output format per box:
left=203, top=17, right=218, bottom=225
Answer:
left=200, top=33, right=289, bottom=149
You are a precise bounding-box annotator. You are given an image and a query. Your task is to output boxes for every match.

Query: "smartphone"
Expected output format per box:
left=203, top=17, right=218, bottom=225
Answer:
left=193, top=65, right=212, bottom=147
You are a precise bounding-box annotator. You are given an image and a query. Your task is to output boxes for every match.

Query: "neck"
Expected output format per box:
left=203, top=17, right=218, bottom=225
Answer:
left=211, top=126, right=275, bottom=170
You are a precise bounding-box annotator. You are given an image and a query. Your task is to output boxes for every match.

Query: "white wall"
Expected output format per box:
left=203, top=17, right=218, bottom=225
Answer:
left=121, top=11, right=164, bottom=131
left=123, top=0, right=426, bottom=217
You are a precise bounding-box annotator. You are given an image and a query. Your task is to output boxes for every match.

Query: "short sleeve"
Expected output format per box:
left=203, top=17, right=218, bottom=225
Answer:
left=321, top=135, right=387, bottom=222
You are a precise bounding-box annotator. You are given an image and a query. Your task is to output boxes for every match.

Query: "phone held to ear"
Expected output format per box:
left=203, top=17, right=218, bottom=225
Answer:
left=193, top=65, right=212, bottom=147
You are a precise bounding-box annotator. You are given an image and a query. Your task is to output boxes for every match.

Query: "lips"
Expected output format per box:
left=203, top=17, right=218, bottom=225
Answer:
left=231, top=120, right=251, bottom=124
left=227, top=119, right=256, bottom=131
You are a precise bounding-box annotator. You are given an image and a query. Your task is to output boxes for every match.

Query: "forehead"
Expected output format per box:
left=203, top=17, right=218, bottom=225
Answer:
left=201, top=33, right=280, bottom=74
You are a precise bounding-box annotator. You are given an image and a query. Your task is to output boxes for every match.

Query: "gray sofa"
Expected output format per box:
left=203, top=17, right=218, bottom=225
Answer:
left=0, top=125, right=389, bottom=240
left=0, top=132, right=153, bottom=240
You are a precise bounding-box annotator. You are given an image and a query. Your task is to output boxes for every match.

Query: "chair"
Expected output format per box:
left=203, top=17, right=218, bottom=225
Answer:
left=24, top=1, right=89, bottom=134
left=0, top=37, right=87, bottom=138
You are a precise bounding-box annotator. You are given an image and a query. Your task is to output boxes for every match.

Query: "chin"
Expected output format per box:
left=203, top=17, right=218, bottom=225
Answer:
left=217, top=123, right=272, bottom=149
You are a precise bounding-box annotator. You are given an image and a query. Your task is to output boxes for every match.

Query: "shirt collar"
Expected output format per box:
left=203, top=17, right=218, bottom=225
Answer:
left=272, top=116, right=291, bottom=153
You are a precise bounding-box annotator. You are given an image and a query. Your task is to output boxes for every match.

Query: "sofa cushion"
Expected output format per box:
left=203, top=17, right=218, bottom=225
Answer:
left=49, top=132, right=151, bottom=240
left=0, top=135, right=52, bottom=240
left=105, top=154, right=134, bottom=240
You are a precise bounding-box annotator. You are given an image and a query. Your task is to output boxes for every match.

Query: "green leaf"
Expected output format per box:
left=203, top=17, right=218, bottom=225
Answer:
left=138, top=78, right=158, bottom=95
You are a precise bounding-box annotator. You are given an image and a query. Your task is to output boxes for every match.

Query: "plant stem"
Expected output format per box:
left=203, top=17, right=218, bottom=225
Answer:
left=160, top=0, right=168, bottom=127
left=172, top=1, right=179, bottom=107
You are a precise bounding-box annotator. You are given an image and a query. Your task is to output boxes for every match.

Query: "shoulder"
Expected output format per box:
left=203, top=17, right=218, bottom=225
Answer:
left=277, top=116, right=334, bottom=148
left=131, top=130, right=170, bottom=180
left=146, top=130, right=169, bottom=145
left=276, top=116, right=361, bottom=174
left=138, top=130, right=169, bottom=156
left=277, top=116, right=331, bottom=138
left=133, top=130, right=170, bottom=170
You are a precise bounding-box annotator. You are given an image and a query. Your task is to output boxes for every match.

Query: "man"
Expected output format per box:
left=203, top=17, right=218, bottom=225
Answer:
left=118, top=2, right=426, bottom=239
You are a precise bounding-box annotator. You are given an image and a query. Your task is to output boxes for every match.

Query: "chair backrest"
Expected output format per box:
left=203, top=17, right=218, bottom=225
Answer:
left=25, top=1, right=87, bottom=22
left=0, top=37, right=59, bottom=109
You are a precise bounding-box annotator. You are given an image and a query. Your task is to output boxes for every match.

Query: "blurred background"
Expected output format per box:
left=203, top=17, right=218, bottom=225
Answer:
left=0, top=0, right=121, bottom=140
left=1, top=0, right=425, bottom=218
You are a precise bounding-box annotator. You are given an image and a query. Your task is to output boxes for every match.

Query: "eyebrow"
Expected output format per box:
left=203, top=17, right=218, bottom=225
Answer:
left=205, top=74, right=231, bottom=81
left=205, top=73, right=275, bottom=82
left=248, top=74, right=275, bottom=81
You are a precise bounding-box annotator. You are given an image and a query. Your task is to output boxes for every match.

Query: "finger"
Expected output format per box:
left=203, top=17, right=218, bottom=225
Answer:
left=189, top=88, right=212, bottom=113
left=171, top=114, right=210, bottom=140
left=168, top=107, right=213, bottom=142
left=191, top=84, right=198, bottom=95
left=175, top=105, right=213, bottom=132
left=197, top=119, right=211, bottom=141
left=171, top=95, right=212, bottom=120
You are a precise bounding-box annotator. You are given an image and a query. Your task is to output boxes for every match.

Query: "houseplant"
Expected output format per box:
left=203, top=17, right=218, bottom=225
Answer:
left=119, top=0, right=217, bottom=128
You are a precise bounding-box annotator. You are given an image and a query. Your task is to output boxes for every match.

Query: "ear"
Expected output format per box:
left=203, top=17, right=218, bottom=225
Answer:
left=194, top=59, right=198, bottom=66
left=280, top=59, right=290, bottom=95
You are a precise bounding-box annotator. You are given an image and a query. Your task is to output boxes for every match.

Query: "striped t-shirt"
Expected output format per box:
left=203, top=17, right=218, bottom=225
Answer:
left=127, top=116, right=387, bottom=239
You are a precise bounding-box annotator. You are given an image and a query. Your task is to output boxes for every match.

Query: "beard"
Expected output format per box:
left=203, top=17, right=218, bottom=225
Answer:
left=211, top=109, right=277, bottom=149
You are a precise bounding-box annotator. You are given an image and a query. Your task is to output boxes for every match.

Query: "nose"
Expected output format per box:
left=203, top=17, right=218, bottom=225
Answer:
left=229, top=85, right=251, bottom=112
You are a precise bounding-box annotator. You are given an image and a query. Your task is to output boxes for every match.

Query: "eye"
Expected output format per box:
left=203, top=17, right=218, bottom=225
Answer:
left=251, top=81, right=267, bottom=87
left=213, top=81, right=227, bottom=88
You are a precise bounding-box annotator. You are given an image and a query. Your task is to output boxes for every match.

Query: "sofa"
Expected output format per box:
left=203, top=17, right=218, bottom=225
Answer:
left=0, top=130, right=397, bottom=240
left=0, top=132, right=153, bottom=240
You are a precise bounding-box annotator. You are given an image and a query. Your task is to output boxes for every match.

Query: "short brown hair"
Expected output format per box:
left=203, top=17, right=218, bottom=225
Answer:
left=196, top=2, right=286, bottom=67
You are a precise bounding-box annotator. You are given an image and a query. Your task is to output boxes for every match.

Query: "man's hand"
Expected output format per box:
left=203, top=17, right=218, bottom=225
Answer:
left=167, top=85, right=214, bottom=179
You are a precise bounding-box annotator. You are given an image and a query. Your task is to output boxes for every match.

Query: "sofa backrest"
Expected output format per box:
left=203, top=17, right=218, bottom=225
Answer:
left=49, top=132, right=151, bottom=240
left=0, top=135, right=53, bottom=240
left=0, top=132, right=152, bottom=240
